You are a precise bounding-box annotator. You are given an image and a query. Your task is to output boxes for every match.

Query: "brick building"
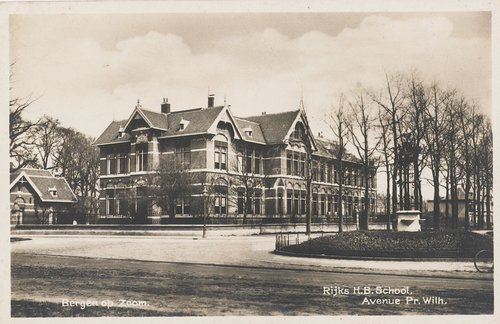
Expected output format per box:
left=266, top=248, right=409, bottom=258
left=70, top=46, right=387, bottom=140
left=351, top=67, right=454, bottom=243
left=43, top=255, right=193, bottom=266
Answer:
left=94, top=96, right=376, bottom=223
left=10, top=169, right=77, bottom=224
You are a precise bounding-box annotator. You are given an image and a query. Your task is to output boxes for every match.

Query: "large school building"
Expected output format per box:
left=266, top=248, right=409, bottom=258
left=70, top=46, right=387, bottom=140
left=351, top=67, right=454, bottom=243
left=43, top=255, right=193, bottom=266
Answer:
left=94, top=95, right=377, bottom=223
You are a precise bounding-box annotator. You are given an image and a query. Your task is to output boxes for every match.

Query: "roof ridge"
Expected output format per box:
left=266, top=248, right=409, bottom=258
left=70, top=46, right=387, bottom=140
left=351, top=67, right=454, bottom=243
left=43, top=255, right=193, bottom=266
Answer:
left=244, top=109, right=300, bottom=119
left=167, top=105, right=225, bottom=115
left=233, top=116, right=261, bottom=125
left=138, top=107, right=164, bottom=115
left=168, top=107, right=204, bottom=114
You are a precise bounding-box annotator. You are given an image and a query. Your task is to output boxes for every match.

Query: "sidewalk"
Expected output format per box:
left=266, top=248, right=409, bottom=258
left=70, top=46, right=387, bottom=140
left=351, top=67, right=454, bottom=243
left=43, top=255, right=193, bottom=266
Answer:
left=11, top=234, right=492, bottom=280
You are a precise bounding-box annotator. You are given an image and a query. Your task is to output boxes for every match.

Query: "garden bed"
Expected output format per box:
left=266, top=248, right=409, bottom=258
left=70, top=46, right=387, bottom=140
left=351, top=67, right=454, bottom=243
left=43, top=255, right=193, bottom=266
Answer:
left=281, top=231, right=493, bottom=259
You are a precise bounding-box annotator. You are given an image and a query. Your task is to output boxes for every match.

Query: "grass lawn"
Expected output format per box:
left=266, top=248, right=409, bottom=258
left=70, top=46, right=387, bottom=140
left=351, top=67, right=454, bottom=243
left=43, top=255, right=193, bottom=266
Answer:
left=282, top=231, right=494, bottom=258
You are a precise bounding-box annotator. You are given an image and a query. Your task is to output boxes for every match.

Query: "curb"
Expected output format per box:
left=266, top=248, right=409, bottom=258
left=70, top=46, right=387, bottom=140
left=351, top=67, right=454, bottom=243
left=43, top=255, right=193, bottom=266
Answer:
left=273, top=249, right=474, bottom=262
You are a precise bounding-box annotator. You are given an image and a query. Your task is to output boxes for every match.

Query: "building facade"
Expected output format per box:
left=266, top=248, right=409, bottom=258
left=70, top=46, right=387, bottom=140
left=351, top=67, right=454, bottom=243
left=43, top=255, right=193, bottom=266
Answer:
left=94, top=96, right=377, bottom=223
left=10, top=169, right=78, bottom=224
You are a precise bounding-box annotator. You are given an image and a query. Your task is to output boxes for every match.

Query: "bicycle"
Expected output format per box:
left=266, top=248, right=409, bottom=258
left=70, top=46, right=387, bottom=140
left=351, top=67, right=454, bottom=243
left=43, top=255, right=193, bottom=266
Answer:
left=474, top=249, right=494, bottom=273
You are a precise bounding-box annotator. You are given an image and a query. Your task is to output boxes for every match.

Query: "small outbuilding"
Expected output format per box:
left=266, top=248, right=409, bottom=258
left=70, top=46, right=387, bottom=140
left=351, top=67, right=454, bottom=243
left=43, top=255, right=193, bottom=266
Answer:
left=10, top=168, right=77, bottom=224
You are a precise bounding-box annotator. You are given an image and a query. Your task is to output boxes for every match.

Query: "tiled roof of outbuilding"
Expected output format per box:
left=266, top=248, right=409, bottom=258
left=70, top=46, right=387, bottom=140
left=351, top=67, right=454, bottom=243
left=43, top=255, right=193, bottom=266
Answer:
left=10, top=169, right=77, bottom=203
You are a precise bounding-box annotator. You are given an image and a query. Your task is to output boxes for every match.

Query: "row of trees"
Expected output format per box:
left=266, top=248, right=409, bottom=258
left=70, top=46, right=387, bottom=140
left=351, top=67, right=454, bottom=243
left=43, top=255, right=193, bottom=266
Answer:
left=10, top=90, right=100, bottom=223
left=323, top=71, right=492, bottom=232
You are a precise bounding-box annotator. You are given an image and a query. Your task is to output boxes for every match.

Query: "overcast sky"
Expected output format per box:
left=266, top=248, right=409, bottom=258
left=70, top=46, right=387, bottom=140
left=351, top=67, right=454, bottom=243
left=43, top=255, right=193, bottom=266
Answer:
left=10, top=12, right=491, bottom=198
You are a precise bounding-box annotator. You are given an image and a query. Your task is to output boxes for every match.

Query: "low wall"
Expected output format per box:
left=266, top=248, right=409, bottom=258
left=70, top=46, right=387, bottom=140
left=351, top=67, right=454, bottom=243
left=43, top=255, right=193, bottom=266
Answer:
left=11, top=222, right=390, bottom=236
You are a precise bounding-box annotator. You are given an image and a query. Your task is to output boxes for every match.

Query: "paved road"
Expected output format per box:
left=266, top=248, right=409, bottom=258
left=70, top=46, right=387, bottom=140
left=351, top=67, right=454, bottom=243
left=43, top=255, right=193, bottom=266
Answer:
left=10, top=235, right=487, bottom=276
left=11, top=253, right=493, bottom=316
left=10, top=235, right=494, bottom=316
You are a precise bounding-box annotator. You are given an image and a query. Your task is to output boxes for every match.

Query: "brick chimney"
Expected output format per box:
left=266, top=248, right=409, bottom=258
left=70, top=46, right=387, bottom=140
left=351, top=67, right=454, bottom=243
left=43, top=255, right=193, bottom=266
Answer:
left=208, top=94, right=215, bottom=108
left=161, top=98, right=170, bottom=114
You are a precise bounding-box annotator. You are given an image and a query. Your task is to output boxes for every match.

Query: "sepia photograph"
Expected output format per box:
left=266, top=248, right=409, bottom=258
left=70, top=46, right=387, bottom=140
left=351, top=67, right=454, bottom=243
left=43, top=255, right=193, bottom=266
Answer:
left=3, top=0, right=496, bottom=321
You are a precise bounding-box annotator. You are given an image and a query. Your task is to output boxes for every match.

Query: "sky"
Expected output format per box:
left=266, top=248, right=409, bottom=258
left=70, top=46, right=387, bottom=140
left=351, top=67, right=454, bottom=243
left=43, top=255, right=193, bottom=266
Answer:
left=9, top=12, right=491, bottom=199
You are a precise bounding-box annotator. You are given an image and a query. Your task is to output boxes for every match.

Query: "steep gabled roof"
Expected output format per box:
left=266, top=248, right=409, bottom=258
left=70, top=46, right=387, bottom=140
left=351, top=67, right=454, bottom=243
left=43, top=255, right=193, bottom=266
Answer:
left=10, top=169, right=78, bottom=203
left=139, top=108, right=168, bottom=129
left=233, top=117, right=266, bottom=144
left=314, top=137, right=361, bottom=163
left=94, top=120, right=130, bottom=146
left=243, top=110, right=301, bottom=145
left=160, top=106, right=225, bottom=138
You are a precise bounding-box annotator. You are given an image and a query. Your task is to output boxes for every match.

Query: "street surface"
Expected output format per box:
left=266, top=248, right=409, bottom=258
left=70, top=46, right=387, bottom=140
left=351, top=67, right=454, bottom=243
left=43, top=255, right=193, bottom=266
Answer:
left=10, top=235, right=494, bottom=316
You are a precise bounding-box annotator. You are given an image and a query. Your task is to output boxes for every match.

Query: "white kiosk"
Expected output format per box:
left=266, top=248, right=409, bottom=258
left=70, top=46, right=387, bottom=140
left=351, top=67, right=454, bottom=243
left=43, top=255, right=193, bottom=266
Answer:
left=395, top=210, right=422, bottom=232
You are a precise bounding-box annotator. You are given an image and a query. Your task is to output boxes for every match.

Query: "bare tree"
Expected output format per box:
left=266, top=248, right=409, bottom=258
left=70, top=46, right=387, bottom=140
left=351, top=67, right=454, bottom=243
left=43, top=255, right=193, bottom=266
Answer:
left=229, top=141, right=267, bottom=224
left=405, top=73, right=430, bottom=212
left=149, top=156, right=195, bottom=219
left=442, top=96, right=462, bottom=229
left=424, top=83, right=453, bottom=230
left=329, top=95, right=349, bottom=233
left=346, top=89, right=381, bottom=230
left=457, top=98, right=474, bottom=230
left=9, top=95, right=39, bottom=172
left=372, top=72, right=406, bottom=228
left=377, top=109, right=393, bottom=230
left=32, top=115, right=62, bottom=170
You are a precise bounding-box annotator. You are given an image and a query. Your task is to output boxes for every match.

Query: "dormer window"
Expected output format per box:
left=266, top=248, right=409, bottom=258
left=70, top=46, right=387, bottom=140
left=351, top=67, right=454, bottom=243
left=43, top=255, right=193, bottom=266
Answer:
left=180, top=118, right=189, bottom=131
left=243, top=127, right=253, bottom=137
left=48, top=186, right=58, bottom=197
left=118, top=126, right=124, bottom=138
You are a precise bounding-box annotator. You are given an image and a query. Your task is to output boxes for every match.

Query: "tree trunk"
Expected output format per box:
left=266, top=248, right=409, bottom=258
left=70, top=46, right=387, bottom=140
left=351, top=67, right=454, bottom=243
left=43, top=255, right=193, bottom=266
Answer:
left=305, top=147, right=312, bottom=235
left=338, top=163, right=344, bottom=233
left=476, top=171, right=483, bottom=229
left=445, top=170, right=450, bottom=229
left=486, top=182, right=492, bottom=230
left=363, top=165, right=369, bottom=231
left=432, top=170, right=441, bottom=230
left=386, top=167, right=391, bottom=231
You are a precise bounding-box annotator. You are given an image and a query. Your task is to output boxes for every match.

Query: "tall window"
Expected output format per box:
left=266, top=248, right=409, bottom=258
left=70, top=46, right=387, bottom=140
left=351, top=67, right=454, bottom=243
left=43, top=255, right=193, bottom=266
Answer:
left=286, top=190, right=292, bottom=215
left=254, top=191, right=262, bottom=215
left=237, top=191, right=245, bottom=214
left=245, top=150, right=252, bottom=173
left=117, top=154, right=128, bottom=174
left=214, top=180, right=228, bottom=216
left=286, top=152, right=292, bottom=175
left=215, top=145, right=227, bottom=170
left=105, top=189, right=115, bottom=215
left=293, top=191, right=299, bottom=215
left=237, top=155, right=243, bottom=172
left=313, top=160, right=319, bottom=182
left=136, top=145, right=148, bottom=172
left=300, top=191, right=306, bottom=215
left=300, top=153, right=305, bottom=177
left=287, top=150, right=306, bottom=176
left=277, top=192, right=283, bottom=215
left=108, top=155, right=117, bottom=175
left=320, top=162, right=326, bottom=182
left=175, top=143, right=191, bottom=170
left=215, top=194, right=227, bottom=215
left=327, top=163, right=332, bottom=183
left=254, top=151, right=261, bottom=174
left=312, top=193, right=318, bottom=216
left=293, top=151, right=299, bottom=176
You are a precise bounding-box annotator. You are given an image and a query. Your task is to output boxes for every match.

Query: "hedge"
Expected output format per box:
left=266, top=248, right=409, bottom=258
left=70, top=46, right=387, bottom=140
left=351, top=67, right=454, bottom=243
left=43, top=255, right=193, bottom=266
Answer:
left=282, top=230, right=493, bottom=258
